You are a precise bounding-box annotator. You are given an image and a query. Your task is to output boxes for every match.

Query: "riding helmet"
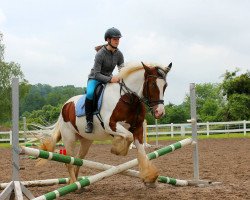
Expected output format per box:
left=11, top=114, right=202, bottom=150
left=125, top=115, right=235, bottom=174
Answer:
left=104, top=27, right=122, bottom=41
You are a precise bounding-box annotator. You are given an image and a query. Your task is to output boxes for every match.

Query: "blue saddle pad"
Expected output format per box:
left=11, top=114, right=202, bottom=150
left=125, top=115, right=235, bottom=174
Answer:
left=75, top=90, right=104, bottom=117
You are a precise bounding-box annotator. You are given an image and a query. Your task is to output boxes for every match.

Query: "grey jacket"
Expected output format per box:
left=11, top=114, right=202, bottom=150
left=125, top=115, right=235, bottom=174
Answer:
left=88, top=45, right=124, bottom=83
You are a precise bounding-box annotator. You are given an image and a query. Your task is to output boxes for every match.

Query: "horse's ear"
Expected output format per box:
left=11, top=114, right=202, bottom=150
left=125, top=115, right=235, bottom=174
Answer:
left=164, top=62, right=172, bottom=73
left=141, top=62, right=151, bottom=74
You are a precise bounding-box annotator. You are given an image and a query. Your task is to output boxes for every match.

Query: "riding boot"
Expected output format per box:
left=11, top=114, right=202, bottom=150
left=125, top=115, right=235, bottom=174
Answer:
left=85, top=98, right=94, bottom=133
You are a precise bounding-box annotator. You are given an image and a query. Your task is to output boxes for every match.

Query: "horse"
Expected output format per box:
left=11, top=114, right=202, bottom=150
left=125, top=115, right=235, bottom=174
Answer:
left=38, top=61, right=172, bottom=186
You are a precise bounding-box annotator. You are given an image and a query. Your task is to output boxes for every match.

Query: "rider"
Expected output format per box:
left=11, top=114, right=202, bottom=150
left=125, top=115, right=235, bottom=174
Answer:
left=85, top=27, right=124, bottom=133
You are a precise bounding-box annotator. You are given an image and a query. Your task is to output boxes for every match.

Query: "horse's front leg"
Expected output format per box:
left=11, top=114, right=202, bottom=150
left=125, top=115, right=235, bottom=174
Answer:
left=106, top=123, right=134, bottom=156
left=133, top=126, right=159, bottom=186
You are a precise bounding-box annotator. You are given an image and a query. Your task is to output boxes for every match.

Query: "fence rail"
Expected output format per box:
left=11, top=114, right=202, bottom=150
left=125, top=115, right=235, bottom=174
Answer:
left=0, top=130, right=52, bottom=143
left=0, top=120, right=249, bottom=144
left=147, top=120, right=250, bottom=137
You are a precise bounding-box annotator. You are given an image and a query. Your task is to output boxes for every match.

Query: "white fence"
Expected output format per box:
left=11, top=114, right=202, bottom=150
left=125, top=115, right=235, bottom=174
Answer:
left=0, top=130, right=52, bottom=143
left=0, top=120, right=249, bottom=144
left=147, top=120, right=250, bottom=137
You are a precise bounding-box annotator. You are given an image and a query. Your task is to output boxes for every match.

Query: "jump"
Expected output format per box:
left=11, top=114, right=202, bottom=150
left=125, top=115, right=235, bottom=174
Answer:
left=38, top=61, right=172, bottom=186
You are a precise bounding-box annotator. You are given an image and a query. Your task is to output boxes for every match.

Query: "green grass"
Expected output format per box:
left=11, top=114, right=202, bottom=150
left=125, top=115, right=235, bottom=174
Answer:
left=0, top=133, right=249, bottom=148
left=0, top=143, right=11, bottom=148
left=147, top=132, right=250, bottom=142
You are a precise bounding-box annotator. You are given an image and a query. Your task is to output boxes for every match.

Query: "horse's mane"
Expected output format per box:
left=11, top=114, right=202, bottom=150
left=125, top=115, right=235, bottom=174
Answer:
left=118, top=62, right=143, bottom=79
left=118, top=62, right=165, bottom=79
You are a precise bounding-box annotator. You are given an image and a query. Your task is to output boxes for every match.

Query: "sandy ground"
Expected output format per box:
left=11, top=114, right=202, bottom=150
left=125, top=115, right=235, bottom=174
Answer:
left=0, top=138, right=249, bottom=200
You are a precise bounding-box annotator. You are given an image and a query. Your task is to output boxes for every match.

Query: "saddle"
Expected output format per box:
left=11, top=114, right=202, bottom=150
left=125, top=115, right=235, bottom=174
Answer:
left=75, top=84, right=105, bottom=117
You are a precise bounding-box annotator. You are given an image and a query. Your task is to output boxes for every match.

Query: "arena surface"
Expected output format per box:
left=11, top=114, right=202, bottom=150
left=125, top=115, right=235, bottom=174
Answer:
left=0, top=138, right=249, bottom=200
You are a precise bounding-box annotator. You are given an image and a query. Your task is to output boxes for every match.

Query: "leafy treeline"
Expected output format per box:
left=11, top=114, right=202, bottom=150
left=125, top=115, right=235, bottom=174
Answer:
left=21, top=84, right=85, bottom=125
left=0, top=33, right=27, bottom=123
left=0, top=32, right=249, bottom=127
left=146, top=69, right=250, bottom=125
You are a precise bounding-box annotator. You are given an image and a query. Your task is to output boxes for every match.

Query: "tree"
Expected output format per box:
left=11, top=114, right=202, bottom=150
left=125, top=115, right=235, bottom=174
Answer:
left=0, top=33, right=26, bottom=122
left=182, top=83, right=224, bottom=122
left=22, top=104, right=61, bottom=125
left=0, top=33, right=4, bottom=61
left=220, top=70, right=250, bottom=120
left=157, top=103, right=189, bottom=124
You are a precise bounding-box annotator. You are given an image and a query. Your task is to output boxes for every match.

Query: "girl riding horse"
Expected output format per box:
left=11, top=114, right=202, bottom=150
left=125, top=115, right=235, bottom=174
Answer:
left=39, top=61, right=172, bottom=187
left=85, top=27, right=124, bottom=133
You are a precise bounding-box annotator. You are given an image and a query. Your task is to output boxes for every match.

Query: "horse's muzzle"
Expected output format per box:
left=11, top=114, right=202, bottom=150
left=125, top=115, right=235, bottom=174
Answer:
left=152, top=104, right=165, bottom=119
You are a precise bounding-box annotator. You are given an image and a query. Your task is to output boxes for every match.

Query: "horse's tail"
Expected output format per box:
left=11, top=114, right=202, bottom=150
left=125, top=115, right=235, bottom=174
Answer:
left=36, top=117, right=62, bottom=166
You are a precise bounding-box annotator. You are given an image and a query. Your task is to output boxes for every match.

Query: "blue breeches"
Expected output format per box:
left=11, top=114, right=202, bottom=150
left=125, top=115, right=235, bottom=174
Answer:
left=86, top=79, right=101, bottom=100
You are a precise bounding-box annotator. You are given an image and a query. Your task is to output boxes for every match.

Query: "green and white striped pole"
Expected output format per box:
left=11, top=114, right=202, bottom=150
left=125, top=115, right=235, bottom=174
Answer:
left=0, top=161, right=189, bottom=189
left=21, top=147, right=83, bottom=166
left=158, top=176, right=188, bottom=186
left=33, top=138, right=193, bottom=200
left=24, top=143, right=64, bottom=147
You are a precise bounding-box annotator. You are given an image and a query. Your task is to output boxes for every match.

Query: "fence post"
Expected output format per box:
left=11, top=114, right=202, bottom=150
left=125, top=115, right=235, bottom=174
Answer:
left=206, top=122, right=210, bottom=137
left=171, top=123, right=174, bottom=138
left=143, top=120, right=147, bottom=145
left=9, top=130, right=12, bottom=145
left=155, top=119, right=159, bottom=146
left=181, top=125, right=185, bottom=136
left=243, top=120, right=246, bottom=136
left=23, top=117, right=27, bottom=143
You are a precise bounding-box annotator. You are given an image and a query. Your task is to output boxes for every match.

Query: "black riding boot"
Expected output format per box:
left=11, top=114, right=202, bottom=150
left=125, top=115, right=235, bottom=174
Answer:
left=85, top=98, right=94, bottom=133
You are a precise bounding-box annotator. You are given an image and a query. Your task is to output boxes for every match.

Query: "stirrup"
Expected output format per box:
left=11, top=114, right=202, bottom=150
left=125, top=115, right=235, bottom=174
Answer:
left=85, top=122, right=93, bottom=133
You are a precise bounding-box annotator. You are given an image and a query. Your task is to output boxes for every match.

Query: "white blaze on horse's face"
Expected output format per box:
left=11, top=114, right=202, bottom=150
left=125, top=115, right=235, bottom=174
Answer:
left=153, top=78, right=166, bottom=118
left=142, top=62, right=171, bottom=119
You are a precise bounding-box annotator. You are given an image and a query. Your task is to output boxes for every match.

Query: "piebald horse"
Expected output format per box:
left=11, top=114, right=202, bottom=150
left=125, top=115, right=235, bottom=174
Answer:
left=39, top=62, right=172, bottom=186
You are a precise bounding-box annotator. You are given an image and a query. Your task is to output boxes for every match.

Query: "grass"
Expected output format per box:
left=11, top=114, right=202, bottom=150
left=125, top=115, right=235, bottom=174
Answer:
left=0, top=143, right=11, bottom=148
left=147, top=132, right=250, bottom=142
left=0, top=133, right=249, bottom=149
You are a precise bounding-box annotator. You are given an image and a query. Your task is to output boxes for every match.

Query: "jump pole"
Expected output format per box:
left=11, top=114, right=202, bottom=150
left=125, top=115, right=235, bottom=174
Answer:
left=20, top=138, right=193, bottom=167
left=0, top=172, right=189, bottom=190
left=0, top=164, right=189, bottom=190
left=31, top=138, right=193, bottom=200
left=2, top=137, right=193, bottom=190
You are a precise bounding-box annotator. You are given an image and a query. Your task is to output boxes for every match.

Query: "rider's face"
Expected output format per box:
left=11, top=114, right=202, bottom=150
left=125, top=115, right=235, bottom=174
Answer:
left=110, top=38, right=120, bottom=48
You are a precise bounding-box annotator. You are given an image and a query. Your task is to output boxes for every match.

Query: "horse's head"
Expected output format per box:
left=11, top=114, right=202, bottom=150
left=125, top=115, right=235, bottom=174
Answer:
left=142, top=62, right=172, bottom=119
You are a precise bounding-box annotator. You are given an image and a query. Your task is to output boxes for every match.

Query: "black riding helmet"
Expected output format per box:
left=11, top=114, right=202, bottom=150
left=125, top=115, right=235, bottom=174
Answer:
left=104, top=27, right=122, bottom=41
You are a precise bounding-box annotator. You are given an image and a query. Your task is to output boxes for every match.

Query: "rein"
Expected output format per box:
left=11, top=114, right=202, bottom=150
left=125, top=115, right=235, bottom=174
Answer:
left=119, top=80, right=143, bottom=132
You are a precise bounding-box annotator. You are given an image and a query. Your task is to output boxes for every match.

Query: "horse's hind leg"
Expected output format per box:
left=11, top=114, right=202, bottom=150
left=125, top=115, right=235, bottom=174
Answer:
left=61, top=128, right=79, bottom=184
left=74, top=137, right=93, bottom=178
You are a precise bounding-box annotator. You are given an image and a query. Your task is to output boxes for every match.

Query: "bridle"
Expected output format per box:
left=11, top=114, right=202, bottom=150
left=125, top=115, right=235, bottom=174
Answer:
left=119, top=67, right=167, bottom=109
left=142, top=67, right=167, bottom=108
left=118, top=67, right=167, bottom=132
left=143, top=74, right=166, bottom=108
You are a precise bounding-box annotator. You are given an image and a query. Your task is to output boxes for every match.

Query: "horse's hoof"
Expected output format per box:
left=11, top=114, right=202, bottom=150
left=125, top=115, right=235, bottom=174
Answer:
left=144, top=182, right=157, bottom=188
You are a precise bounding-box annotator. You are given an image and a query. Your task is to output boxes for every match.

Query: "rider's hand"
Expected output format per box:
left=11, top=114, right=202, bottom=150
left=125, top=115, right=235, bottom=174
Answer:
left=110, top=76, right=120, bottom=83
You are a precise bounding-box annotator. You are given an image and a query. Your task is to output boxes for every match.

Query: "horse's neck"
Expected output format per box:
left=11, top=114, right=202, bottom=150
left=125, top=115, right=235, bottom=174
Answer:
left=123, top=70, right=144, bottom=97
